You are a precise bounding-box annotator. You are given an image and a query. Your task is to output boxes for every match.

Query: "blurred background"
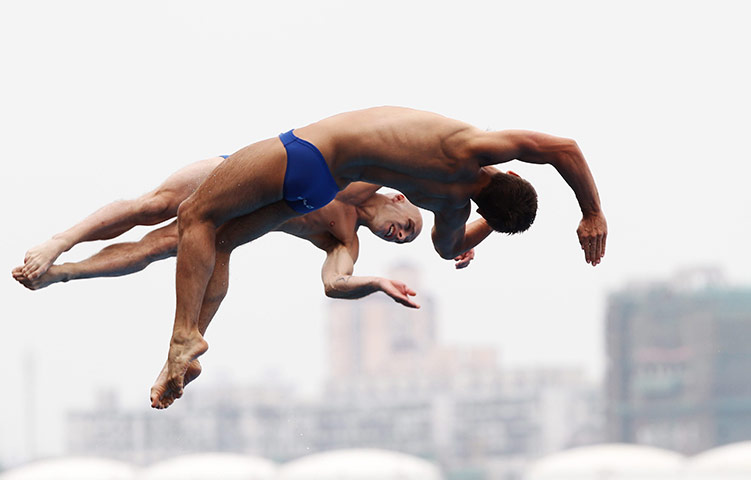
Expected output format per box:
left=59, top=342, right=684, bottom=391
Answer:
left=1, top=1, right=750, bottom=479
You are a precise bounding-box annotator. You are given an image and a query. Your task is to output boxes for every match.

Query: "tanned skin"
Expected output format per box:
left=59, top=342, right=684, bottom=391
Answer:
left=12, top=167, right=428, bottom=406
left=149, top=106, right=607, bottom=409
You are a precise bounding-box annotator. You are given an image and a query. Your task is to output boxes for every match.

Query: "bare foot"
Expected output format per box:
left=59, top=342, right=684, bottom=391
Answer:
left=12, top=265, right=68, bottom=290
left=150, top=359, right=202, bottom=409
left=21, top=238, right=70, bottom=280
left=150, top=332, right=208, bottom=409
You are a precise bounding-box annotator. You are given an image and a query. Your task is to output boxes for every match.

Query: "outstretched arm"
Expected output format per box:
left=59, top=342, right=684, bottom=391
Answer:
left=473, top=130, right=607, bottom=265
left=320, top=235, right=420, bottom=308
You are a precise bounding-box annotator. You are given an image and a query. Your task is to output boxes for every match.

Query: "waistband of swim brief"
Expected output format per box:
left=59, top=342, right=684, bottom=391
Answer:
left=279, top=129, right=299, bottom=146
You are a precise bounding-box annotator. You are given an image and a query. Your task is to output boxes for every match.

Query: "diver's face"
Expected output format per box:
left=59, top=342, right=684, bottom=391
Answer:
left=371, top=194, right=423, bottom=244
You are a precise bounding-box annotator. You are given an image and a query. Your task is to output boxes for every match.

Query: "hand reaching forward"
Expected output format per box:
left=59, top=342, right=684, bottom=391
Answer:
left=577, top=212, right=608, bottom=266
left=380, top=278, right=420, bottom=308
left=454, top=249, right=475, bottom=269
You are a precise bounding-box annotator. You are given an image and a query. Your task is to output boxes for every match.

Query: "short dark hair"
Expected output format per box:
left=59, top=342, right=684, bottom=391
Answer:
left=474, top=172, right=538, bottom=234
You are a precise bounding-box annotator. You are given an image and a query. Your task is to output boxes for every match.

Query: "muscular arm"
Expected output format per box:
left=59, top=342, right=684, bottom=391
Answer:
left=432, top=210, right=491, bottom=264
left=430, top=202, right=483, bottom=259
left=475, top=130, right=601, bottom=213
left=473, top=130, right=608, bottom=265
left=320, top=235, right=419, bottom=308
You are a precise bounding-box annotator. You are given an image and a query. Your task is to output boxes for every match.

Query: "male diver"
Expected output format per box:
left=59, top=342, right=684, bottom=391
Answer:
left=143, top=106, right=607, bottom=409
left=12, top=156, right=428, bottom=301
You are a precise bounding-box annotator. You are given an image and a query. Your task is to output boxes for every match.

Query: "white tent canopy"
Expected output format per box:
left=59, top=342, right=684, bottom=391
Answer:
left=277, top=449, right=443, bottom=480
left=525, top=443, right=686, bottom=480
left=0, top=457, right=136, bottom=480
left=138, top=453, right=277, bottom=480
left=684, top=442, right=751, bottom=480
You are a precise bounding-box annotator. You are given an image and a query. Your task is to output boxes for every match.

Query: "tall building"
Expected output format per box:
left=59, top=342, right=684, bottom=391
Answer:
left=327, top=263, right=438, bottom=380
left=606, top=268, right=751, bottom=454
left=321, top=263, right=601, bottom=479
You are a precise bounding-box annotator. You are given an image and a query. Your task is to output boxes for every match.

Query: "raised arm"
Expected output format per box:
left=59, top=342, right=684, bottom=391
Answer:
left=320, top=235, right=420, bottom=308
left=472, top=130, right=607, bottom=265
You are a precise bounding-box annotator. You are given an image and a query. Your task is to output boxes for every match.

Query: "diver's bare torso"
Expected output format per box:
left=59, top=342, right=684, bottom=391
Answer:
left=295, top=107, right=486, bottom=211
left=274, top=199, right=358, bottom=250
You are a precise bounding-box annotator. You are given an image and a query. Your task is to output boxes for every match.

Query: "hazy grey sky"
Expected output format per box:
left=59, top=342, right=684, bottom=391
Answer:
left=2, top=0, right=749, bottom=463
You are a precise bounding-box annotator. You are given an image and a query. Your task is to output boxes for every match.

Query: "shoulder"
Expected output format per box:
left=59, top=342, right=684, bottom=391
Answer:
left=440, top=126, right=488, bottom=164
left=315, top=202, right=358, bottom=245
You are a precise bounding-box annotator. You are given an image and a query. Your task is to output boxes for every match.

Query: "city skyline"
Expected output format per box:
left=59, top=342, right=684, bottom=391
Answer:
left=62, top=270, right=602, bottom=480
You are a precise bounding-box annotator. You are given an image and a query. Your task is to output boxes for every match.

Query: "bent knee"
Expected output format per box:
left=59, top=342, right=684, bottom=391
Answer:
left=138, top=192, right=177, bottom=224
left=176, top=196, right=217, bottom=229
left=148, top=231, right=178, bottom=259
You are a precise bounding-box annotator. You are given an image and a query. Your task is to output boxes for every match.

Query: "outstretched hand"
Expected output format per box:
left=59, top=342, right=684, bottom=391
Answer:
left=454, top=249, right=475, bottom=269
left=577, top=212, right=608, bottom=266
left=380, top=278, right=420, bottom=308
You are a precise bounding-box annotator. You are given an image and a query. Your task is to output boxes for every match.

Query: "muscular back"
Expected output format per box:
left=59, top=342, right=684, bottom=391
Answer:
left=295, top=107, right=484, bottom=211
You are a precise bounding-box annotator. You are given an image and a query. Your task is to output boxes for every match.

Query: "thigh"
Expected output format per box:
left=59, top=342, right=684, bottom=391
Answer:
left=152, top=156, right=226, bottom=210
left=142, top=157, right=224, bottom=218
left=185, top=137, right=289, bottom=227
left=217, top=200, right=299, bottom=251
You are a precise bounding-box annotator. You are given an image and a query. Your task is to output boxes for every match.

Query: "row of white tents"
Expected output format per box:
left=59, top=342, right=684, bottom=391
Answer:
left=3, top=442, right=751, bottom=480
left=527, top=442, right=751, bottom=479
left=0, top=449, right=441, bottom=480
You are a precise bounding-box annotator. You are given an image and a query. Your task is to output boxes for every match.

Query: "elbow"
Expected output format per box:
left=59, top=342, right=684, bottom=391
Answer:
left=544, top=137, right=582, bottom=169
left=557, top=137, right=581, bottom=157
left=431, top=229, right=460, bottom=260
left=434, top=243, right=458, bottom=261
left=324, top=278, right=347, bottom=299
left=324, top=282, right=338, bottom=299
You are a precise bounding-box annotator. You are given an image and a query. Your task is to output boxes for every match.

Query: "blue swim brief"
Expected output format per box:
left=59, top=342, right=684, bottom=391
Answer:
left=279, top=130, right=339, bottom=214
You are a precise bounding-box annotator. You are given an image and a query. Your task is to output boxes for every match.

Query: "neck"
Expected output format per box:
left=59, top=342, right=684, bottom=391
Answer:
left=354, top=192, right=386, bottom=227
left=470, top=167, right=495, bottom=200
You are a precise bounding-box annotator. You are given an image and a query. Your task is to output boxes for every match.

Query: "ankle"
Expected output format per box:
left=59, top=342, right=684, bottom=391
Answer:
left=171, top=329, right=203, bottom=345
left=50, top=235, right=74, bottom=252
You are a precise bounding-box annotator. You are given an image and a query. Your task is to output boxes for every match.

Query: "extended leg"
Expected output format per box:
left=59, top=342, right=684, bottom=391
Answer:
left=12, top=222, right=178, bottom=290
left=150, top=202, right=299, bottom=408
left=18, top=156, right=223, bottom=281
left=151, top=138, right=292, bottom=409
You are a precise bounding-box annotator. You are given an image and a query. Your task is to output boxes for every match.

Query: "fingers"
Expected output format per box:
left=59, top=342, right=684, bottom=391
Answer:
left=584, top=239, right=595, bottom=265
left=394, top=281, right=417, bottom=297
left=392, top=286, right=420, bottom=308
left=581, top=234, right=606, bottom=266
left=588, top=238, right=597, bottom=265
left=453, top=250, right=475, bottom=269
left=398, top=296, right=421, bottom=309
left=578, top=214, right=608, bottom=266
